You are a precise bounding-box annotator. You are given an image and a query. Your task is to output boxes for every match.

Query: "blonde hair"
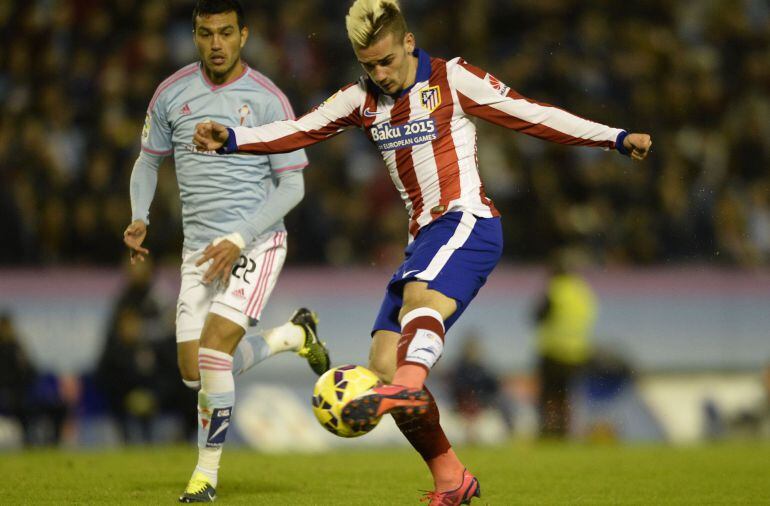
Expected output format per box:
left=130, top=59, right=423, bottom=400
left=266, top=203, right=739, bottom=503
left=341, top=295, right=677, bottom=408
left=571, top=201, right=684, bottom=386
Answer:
left=346, top=0, right=408, bottom=49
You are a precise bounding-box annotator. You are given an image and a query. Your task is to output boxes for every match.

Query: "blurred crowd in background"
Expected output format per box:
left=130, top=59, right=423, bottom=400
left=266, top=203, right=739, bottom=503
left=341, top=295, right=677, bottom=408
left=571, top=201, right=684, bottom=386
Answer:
left=0, top=0, right=768, bottom=268
left=0, top=260, right=196, bottom=446
left=2, top=0, right=769, bottom=449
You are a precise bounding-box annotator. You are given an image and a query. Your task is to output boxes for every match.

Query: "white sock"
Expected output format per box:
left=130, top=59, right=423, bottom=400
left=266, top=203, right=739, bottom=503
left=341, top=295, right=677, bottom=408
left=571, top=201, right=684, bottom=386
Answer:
left=193, top=463, right=219, bottom=487
left=262, top=321, right=305, bottom=354
left=196, top=348, right=234, bottom=489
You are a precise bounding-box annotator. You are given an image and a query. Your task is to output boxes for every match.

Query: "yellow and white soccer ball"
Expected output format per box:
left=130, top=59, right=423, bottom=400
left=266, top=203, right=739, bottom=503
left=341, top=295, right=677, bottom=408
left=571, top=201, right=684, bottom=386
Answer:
left=311, top=364, right=381, bottom=438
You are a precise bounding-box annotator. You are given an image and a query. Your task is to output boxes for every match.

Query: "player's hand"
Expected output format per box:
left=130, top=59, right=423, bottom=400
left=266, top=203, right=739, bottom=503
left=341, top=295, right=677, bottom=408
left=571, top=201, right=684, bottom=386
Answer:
left=123, top=220, right=149, bottom=264
left=196, top=239, right=241, bottom=286
left=194, top=121, right=230, bottom=151
left=623, top=133, right=652, bottom=161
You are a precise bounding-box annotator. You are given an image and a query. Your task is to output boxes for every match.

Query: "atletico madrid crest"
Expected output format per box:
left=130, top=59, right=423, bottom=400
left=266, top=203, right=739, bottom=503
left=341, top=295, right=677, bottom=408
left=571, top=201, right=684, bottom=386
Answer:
left=419, top=85, right=441, bottom=113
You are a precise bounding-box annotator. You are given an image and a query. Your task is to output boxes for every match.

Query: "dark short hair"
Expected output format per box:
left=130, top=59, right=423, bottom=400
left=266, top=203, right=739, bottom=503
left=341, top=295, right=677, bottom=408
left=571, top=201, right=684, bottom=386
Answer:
left=192, top=0, right=245, bottom=31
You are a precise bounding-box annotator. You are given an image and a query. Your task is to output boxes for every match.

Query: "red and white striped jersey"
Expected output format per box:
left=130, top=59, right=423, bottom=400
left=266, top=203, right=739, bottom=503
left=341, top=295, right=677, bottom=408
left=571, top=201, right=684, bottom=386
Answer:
left=230, top=49, right=626, bottom=239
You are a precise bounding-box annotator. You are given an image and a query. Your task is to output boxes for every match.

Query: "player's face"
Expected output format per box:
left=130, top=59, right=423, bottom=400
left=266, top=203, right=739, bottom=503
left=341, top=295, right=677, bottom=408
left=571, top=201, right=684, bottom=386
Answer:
left=355, top=32, right=416, bottom=95
left=194, top=11, right=248, bottom=83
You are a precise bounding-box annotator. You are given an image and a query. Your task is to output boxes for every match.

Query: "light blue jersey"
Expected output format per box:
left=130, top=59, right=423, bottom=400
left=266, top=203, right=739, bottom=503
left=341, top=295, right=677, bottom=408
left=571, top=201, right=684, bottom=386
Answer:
left=134, top=62, right=307, bottom=251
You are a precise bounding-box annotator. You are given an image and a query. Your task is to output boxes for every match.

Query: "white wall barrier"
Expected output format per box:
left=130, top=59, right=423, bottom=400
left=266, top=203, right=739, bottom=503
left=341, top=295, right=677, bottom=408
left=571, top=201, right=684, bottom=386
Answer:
left=1, top=266, right=768, bottom=375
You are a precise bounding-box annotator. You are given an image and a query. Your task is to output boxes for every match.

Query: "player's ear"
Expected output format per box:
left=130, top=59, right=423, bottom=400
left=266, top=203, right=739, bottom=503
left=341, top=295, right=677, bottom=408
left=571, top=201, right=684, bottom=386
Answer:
left=240, top=26, right=249, bottom=49
left=404, top=33, right=415, bottom=53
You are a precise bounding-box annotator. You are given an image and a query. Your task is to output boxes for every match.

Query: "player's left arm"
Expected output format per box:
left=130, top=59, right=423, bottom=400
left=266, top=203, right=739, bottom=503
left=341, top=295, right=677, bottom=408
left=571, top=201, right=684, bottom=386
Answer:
left=450, top=59, right=651, bottom=160
left=194, top=170, right=305, bottom=285
left=230, top=91, right=309, bottom=246
left=195, top=92, right=309, bottom=285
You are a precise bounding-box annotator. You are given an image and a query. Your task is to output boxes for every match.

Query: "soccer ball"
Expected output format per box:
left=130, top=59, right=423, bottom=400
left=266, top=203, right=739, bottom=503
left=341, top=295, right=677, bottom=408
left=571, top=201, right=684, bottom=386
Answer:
left=312, top=364, right=381, bottom=438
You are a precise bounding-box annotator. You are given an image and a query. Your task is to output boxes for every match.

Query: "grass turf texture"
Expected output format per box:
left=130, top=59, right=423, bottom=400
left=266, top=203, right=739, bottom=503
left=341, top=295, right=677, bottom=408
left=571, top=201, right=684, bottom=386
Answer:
left=1, top=442, right=767, bottom=504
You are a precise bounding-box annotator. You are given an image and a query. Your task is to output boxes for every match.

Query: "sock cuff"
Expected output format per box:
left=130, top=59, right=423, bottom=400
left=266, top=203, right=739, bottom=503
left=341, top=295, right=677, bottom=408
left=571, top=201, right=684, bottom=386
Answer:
left=401, top=307, right=445, bottom=331
left=199, top=347, right=233, bottom=372
left=397, top=310, right=446, bottom=370
left=199, top=347, right=233, bottom=362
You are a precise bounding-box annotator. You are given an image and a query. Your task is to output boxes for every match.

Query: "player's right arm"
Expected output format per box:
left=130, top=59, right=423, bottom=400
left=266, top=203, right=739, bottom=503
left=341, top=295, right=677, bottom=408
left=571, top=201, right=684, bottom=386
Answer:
left=124, top=87, right=174, bottom=263
left=193, top=83, right=364, bottom=154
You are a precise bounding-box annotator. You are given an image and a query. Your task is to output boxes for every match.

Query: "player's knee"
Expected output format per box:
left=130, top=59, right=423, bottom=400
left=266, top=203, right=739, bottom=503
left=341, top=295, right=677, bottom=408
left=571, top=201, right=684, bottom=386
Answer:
left=400, top=282, right=456, bottom=322
left=199, top=315, right=243, bottom=350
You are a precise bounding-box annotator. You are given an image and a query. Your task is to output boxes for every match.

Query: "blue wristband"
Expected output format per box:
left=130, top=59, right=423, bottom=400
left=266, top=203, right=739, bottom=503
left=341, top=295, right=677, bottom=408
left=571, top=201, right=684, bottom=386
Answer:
left=216, top=128, right=238, bottom=154
left=615, top=131, right=630, bottom=156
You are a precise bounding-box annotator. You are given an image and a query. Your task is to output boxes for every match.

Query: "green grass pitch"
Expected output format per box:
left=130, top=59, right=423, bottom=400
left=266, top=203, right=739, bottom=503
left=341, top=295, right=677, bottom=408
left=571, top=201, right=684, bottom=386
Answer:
left=1, top=442, right=767, bottom=504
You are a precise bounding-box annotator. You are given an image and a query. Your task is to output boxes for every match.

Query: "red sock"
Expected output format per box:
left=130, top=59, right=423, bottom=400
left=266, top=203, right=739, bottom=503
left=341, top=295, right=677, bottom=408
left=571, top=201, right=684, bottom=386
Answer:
left=391, top=387, right=451, bottom=461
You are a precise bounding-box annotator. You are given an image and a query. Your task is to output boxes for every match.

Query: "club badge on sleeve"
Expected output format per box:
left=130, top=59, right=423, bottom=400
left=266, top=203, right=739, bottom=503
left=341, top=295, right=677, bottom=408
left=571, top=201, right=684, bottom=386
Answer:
left=141, top=113, right=151, bottom=142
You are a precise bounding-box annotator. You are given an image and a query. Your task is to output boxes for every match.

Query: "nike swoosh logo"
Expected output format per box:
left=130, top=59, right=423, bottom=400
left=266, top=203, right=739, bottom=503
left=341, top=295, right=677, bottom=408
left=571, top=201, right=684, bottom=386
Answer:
left=210, top=420, right=230, bottom=440
left=363, top=108, right=385, bottom=118
left=402, top=269, right=421, bottom=278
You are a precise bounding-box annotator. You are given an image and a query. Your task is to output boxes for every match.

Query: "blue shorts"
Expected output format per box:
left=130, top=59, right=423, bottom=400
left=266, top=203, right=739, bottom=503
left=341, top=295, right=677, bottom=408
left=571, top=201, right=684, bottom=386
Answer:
left=372, top=212, right=503, bottom=335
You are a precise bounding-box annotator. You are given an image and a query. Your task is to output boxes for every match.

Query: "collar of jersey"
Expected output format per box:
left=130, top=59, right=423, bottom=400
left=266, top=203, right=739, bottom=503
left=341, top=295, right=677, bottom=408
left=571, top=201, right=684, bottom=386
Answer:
left=376, top=48, right=430, bottom=99
left=199, top=61, right=250, bottom=91
left=398, top=48, right=431, bottom=97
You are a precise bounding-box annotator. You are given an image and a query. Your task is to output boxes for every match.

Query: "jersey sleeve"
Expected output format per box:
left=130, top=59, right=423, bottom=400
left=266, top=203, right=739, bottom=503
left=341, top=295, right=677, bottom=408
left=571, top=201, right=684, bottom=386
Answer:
left=141, top=88, right=173, bottom=156
left=260, top=91, right=309, bottom=174
left=228, top=83, right=365, bottom=154
left=132, top=84, right=173, bottom=224
left=449, top=58, right=626, bottom=152
left=233, top=169, right=305, bottom=245
left=130, top=151, right=162, bottom=224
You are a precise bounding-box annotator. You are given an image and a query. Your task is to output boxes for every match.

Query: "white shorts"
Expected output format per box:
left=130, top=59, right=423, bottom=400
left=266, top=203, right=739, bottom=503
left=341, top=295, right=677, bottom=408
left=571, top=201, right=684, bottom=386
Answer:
left=175, top=231, right=287, bottom=343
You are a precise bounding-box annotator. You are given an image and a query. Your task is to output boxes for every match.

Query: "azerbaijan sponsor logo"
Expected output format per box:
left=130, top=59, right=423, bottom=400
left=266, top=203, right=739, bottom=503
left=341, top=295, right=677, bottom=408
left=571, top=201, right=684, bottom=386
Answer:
left=371, top=118, right=438, bottom=151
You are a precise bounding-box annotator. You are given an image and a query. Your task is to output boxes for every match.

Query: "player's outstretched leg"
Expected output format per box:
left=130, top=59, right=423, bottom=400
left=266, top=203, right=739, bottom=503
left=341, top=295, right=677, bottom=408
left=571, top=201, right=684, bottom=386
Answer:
left=368, top=301, right=480, bottom=504
left=391, top=388, right=481, bottom=505
left=231, top=308, right=330, bottom=376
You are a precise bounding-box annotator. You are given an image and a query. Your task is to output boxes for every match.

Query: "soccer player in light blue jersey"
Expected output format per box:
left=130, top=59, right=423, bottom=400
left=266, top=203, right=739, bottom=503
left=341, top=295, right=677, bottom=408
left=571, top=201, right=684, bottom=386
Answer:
left=122, top=1, right=330, bottom=502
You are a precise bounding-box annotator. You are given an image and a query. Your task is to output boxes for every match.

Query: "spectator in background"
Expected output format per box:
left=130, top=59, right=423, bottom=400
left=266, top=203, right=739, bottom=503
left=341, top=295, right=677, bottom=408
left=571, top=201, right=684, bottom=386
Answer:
left=532, top=254, right=598, bottom=438
left=0, top=311, right=37, bottom=444
left=96, top=307, right=164, bottom=444
left=109, top=256, right=169, bottom=343
left=96, top=260, right=196, bottom=443
left=0, top=311, right=70, bottom=446
left=447, top=333, right=514, bottom=442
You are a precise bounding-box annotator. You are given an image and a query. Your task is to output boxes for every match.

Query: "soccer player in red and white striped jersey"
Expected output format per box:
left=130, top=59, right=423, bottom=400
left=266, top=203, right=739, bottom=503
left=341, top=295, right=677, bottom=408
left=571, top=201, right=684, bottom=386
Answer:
left=194, top=1, right=651, bottom=503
